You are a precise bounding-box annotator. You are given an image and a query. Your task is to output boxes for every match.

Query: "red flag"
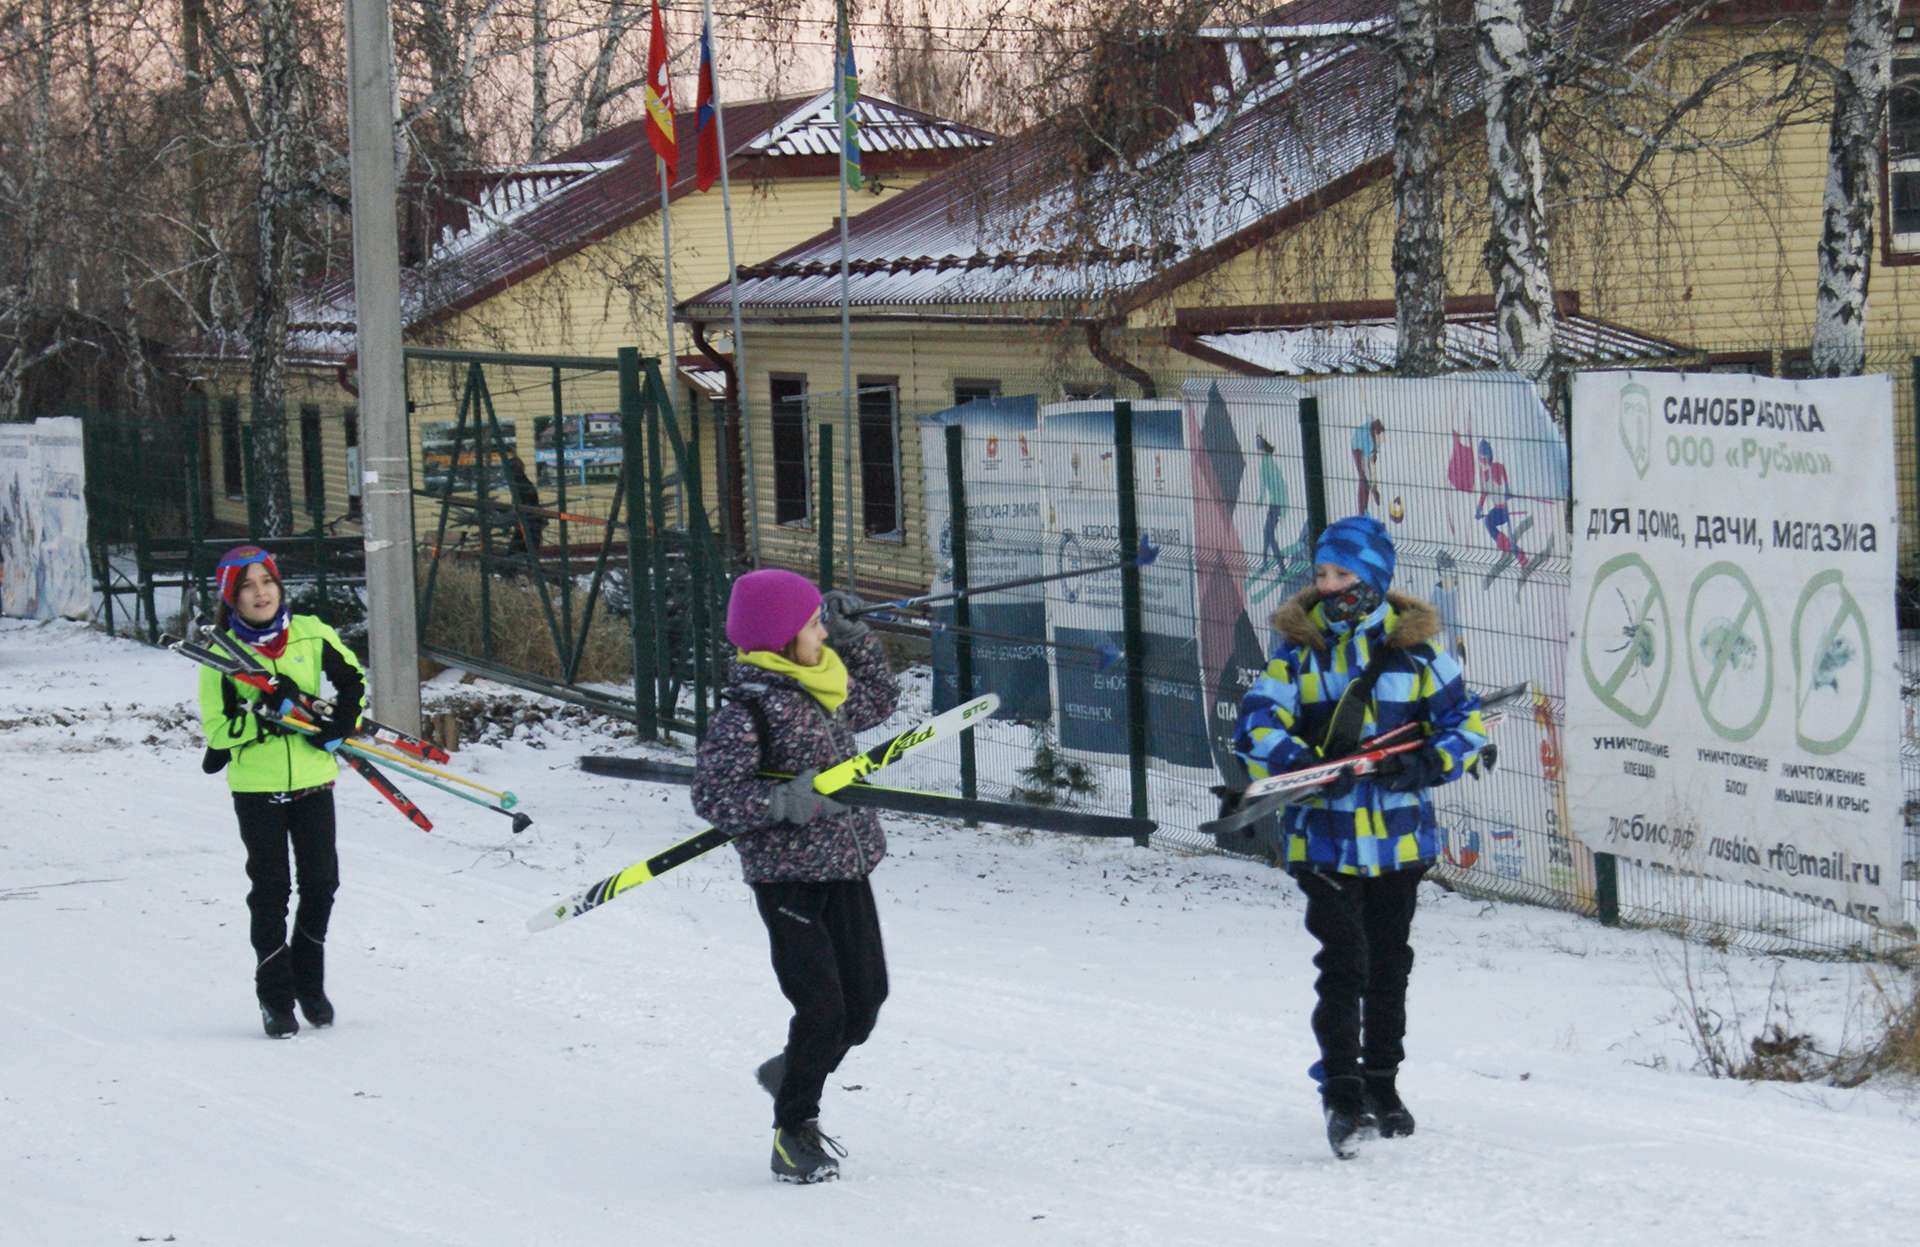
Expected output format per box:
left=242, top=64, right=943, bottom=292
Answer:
left=695, top=11, right=721, bottom=191
left=644, top=0, right=678, bottom=180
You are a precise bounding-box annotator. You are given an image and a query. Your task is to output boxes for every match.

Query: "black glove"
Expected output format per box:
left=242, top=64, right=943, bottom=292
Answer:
left=819, top=589, right=871, bottom=648
left=1313, top=768, right=1358, bottom=801
left=1211, top=784, right=1245, bottom=820
left=764, top=769, right=848, bottom=825
left=251, top=704, right=294, bottom=737
left=1370, top=745, right=1447, bottom=794
left=267, top=674, right=305, bottom=719
left=308, top=690, right=362, bottom=753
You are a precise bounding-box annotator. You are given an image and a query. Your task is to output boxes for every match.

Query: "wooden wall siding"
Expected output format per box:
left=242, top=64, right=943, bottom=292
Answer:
left=437, top=176, right=929, bottom=362
left=725, top=324, right=1220, bottom=594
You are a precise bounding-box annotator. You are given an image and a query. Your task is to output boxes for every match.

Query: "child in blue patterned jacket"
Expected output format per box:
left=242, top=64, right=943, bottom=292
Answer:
left=1230, top=515, right=1488, bottom=1158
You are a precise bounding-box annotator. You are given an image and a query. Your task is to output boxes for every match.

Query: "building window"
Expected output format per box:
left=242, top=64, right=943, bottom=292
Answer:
left=220, top=396, right=243, bottom=499
left=858, top=378, right=902, bottom=539
left=1889, top=52, right=1920, bottom=252
left=770, top=374, right=811, bottom=526
left=344, top=407, right=361, bottom=519
left=1063, top=381, right=1116, bottom=401
left=953, top=378, right=1001, bottom=405
left=300, top=404, right=324, bottom=519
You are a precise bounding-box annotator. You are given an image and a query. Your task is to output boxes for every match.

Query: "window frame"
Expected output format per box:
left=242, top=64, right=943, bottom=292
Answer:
left=219, top=396, right=244, bottom=500
left=857, top=377, right=904, bottom=542
left=769, top=373, right=813, bottom=528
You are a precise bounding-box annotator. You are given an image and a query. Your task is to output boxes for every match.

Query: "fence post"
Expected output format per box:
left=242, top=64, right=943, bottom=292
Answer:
left=944, top=424, right=978, bottom=811
left=1594, top=851, right=1621, bottom=927
left=129, top=416, right=158, bottom=642
left=1298, top=395, right=1328, bottom=541
left=1113, top=400, right=1151, bottom=843
left=619, top=348, right=658, bottom=741
left=241, top=423, right=261, bottom=536
left=817, top=424, right=835, bottom=587
left=644, top=361, right=670, bottom=729
left=184, top=392, right=211, bottom=619
left=551, top=366, right=575, bottom=672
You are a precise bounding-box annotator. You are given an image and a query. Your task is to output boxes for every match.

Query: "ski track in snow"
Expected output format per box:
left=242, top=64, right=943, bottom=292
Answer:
left=2, top=618, right=1916, bottom=1246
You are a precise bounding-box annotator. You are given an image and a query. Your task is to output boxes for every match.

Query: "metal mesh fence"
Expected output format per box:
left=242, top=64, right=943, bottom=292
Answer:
left=839, top=364, right=1920, bottom=961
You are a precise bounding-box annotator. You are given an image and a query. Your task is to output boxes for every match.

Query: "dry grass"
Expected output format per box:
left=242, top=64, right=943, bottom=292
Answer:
left=419, top=557, right=633, bottom=684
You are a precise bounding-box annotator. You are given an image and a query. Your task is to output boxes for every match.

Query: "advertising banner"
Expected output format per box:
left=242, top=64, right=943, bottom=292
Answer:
left=1567, top=371, right=1901, bottom=925
left=1036, top=400, right=1211, bottom=768
left=917, top=396, right=1051, bottom=722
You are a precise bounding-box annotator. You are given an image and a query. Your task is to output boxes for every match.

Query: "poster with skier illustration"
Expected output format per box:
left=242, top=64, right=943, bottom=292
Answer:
left=917, top=396, right=1052, bottom=722
left=0, top=416, right=89, bottom=621
left=1179, top=378, right=1316, bottom=784
left=1034, top=400, right=1212, bottom=768
left=1309, top=375, right=1581, bottom=896
left=1566, top=371, right=1901, bottom=927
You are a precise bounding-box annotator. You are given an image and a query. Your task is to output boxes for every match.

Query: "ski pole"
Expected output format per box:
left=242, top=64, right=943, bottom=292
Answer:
left=848, top=536, right=1161, bottom=617
left=265, top=705, right=532, bottom=834
left=332, top=735, right=519, bottom=809
left=197, top=624, right=452, bottom=763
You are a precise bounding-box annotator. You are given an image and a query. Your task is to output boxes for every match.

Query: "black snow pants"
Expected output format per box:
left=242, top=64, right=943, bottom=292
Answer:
left=234, top=787, right=339, bottom=1009
left=753, top=878, right=889, bottom=1130
left=1294, top=865, right=1425, bottom=1081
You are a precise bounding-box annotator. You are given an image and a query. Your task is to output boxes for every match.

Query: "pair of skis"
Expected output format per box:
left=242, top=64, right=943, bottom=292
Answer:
left=1202, top=681, right=1529, bottom=840
left=167, top=630, right=533, bottom=834
left=528, top=693, right=1000, bottom=932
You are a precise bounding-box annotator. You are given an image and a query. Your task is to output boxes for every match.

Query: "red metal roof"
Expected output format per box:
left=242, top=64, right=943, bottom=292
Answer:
left=272, top=93, right=994, bottom=359
left=677, top=0, right=1698, bottom=321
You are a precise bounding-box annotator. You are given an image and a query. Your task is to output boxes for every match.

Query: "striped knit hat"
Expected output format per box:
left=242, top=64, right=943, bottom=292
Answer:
left=1313, top=515, right=1396, bottom=596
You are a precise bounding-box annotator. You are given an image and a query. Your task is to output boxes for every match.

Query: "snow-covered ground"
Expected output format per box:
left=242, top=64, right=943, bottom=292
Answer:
left=3, top=617, right=1917, bottom=1246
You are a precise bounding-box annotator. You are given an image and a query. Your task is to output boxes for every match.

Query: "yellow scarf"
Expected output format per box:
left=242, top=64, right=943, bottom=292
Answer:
left=739, top=646, right=849, bottom=714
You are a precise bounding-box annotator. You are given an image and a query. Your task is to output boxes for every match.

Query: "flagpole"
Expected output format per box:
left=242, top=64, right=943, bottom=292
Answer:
left=658, top=155, right=681, bottom=524
left=836, top=0, right=855, bottom=591
left=705, top=0, right=761, bottom=564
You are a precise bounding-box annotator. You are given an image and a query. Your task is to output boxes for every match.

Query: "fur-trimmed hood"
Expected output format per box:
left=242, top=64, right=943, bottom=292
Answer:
left=1270, top=587, right=1441, bottom=654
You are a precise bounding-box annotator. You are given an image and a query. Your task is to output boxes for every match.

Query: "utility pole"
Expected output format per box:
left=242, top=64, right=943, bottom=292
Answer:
left=344, top=0, right=421, bottom=734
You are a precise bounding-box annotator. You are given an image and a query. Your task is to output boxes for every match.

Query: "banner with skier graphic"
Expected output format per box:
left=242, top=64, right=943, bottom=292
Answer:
left=1034, top=400, right=1211, bottom=768
left=1178, top=378, right=1316, bottom=784
left=0, top=416, right=90, bottom=621
left=917, top=396, right=1052, bottom=722
left=1567, top=371, right=1901, bottom=926
left=1309, top=375, right=1582, bottom=896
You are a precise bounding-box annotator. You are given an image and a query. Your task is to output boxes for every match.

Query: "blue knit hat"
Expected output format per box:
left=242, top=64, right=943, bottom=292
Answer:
left=1313, top=515, right=1396, bottom=595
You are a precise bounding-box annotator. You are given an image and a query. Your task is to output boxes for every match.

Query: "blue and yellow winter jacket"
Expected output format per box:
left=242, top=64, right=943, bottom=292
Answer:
left=1233, top=588, right=1487, bottom=875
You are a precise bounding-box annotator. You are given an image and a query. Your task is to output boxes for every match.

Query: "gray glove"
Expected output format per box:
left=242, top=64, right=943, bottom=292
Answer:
left=819, top=589, right=871, bottom=648
left=764, top=769, right=847, bottom=825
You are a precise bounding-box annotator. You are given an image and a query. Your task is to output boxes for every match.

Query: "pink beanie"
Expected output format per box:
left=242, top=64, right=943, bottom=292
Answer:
left=726, top=569, right=823, bottom=653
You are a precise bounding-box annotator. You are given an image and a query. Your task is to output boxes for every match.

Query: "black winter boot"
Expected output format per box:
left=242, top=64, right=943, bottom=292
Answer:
left=256, top=944, right=298, bottom=1039
left=1321, top=1074, right=1367, bottom=1160
left=291, top=927, right=333, bottom=1028
left=1364, top=1070, right=1415, bottom=1138
left=755, top=1053, right=786, bottom=1099
left=771, top=1120, right=845, bottom=1184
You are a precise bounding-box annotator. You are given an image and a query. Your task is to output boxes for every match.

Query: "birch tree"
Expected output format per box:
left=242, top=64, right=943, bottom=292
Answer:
left=1474, top=0, right=1556, bottom=383
left=1811, top=0, right=1896, bottom=377
left=240, top=0, right=302, bottom=535
left=1392, top=0, right=1445, bottom=375
left=0, top=0, right=62, bottom=421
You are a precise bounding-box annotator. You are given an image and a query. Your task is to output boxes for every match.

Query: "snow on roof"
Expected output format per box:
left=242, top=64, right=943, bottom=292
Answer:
left=747, top=90, right=995, bottom=159
left=682, top=0, right=1669, bottom=319
left=1189, top=313, right=1696, bottom=376
left=256, top=92, right=995, bottom=360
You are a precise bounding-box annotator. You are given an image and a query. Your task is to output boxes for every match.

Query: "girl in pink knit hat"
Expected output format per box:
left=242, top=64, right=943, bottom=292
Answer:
left=692, top=569, right=901, bottom=1184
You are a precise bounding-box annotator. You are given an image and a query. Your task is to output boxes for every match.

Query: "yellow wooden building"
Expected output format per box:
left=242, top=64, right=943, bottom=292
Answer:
left=180, top=90, right=994, bottom=542
left=679, top=0, right=1920, bottom=595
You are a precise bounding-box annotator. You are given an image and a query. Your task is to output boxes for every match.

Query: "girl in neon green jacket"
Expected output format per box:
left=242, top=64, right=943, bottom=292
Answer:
left=197, top=545, right=363, bottom=1039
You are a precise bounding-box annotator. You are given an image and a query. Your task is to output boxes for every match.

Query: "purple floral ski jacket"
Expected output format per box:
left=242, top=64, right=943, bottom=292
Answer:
left=691, top=633, right=902, bottom=884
